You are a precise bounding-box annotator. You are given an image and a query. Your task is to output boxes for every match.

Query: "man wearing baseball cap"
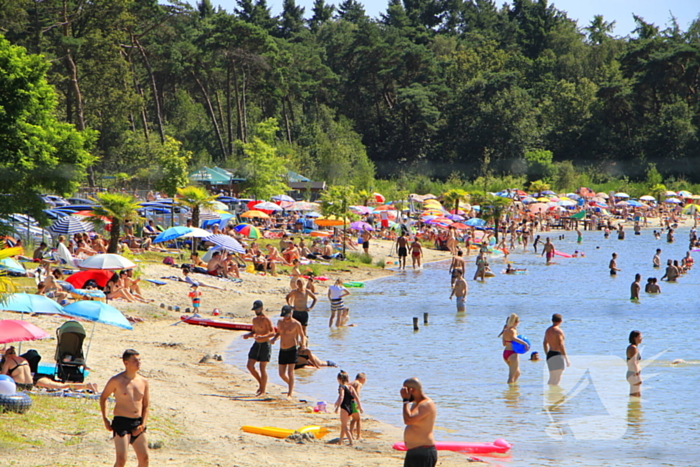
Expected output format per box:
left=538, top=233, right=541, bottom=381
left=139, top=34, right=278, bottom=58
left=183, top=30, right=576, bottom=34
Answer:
left=243, top=300, right=275, bottom=396
left=271, top=305, right=304, bottom=399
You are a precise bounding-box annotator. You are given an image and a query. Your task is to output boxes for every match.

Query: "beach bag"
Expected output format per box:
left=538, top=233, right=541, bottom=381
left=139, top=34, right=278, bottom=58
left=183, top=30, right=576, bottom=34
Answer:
left=163, top=256, right=175, bottom=266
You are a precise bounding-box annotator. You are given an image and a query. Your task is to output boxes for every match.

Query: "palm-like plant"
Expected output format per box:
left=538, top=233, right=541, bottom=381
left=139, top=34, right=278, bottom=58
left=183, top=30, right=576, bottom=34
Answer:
left=470, top=192, right=512, bottom=242
left=176, top=186, right=218, bottom=229
left=91, top=193, right=142, bottom=253
left=442, top=189, right=470, bottom=214
left=528, top=180, right=550, bottom=197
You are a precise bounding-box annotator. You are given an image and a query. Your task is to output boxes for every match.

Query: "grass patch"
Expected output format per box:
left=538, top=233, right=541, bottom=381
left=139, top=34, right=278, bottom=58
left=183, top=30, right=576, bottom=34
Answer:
left=374, top=258, right=387, bottom=268
left=347, top=252, right=373, bottom=264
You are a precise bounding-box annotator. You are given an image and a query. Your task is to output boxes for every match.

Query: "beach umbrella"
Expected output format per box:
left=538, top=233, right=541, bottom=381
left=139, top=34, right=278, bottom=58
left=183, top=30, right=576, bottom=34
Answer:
left=465, top=218, right=487, bottom=227
left=521, top=196, right=536, bottom=204
left=628, top=200, right=643, bottom=207
left=429, top=217, right=453, bottom=224
left=182, top=227, right=214, bottom=238
left=65, top=270, right=116, bottom=289
left=232, top=224, right=261, bottom=239
left=272, top=194, right=295, bottom=202
left=79, top=254, right=136, bottom=270
left=446, top=214, right=465, bottom=221
left=240, top=210, right=270, bottom=219
left=315, top=216, right=347, bottom=227
left=615, top=201, right=629, bottom=207
left=566, top=193, right=581, bottom=200
left=557, top=199, right=576, bottom=207
left=304, top=212, right=321, bottom=218
left=288, top=201, right=319, bottom=211
left=663, top=190, right=677, bottom=196
left=596, top=192, right=610, bottom=199
left=640, top=195, right=656, bottom=201
left=372, top=205, right=396, bottom=212
left=665, top=197, right=682, bottom=204
left=349, top=221, right=373, bottom=231
left=536, top=197, right=550, bottom=202
left=0, top=293, right=65, bottom=316
left=62, top=301, right=132, bottom=330
left=373, top=193, right=385, bottom=203
left=614, top=192, right=630, bottom=198
left=202, top=234, right=245, bottom=254
left=0, top=258, right=25, bottom=275
left=49, top=216, right=94, bottom=235
left=678, top=191, right=693, bottom=198
left=0, top=320, right=50, bottom=345
left=528, top=203, right=548, bottom=214
left=153, top=226, right=193, bottom=244
left=452, top=222, right=468, bottom=230
left=253, top=201, right=283, bottom=211
left=349, top=206, right=372, bottom=215
left=310, top=231, right=332, bottom=237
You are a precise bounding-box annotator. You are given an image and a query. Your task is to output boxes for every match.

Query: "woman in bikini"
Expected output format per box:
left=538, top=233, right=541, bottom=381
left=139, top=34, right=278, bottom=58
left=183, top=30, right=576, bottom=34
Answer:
left=498, top=313, right=529, bottom=384
left=626, top=331, right=643, bottom=397
left=1, top=346, right=33, bottom=390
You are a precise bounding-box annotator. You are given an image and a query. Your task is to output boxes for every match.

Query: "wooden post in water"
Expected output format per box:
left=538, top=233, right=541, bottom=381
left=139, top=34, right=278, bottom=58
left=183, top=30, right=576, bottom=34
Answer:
left=424, top=313, right=429, bottom=324
left=413, top=317, right=419, bottom=331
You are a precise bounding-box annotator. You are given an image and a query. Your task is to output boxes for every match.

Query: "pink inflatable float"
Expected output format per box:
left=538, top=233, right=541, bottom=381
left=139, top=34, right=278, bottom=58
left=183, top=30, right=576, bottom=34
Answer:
left=392, top=438, right=512, bottom=454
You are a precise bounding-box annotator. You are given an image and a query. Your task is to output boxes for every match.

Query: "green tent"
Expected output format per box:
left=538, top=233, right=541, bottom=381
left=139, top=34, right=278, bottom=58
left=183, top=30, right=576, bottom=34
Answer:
left=189, top=166, right=230, bottom=185
left=571, top=210, right=586, bottom=220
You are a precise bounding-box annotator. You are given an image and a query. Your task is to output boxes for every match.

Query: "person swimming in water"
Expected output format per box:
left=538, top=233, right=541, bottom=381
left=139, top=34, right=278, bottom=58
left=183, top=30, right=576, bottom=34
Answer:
left=498, top=313, right=529, bottom=384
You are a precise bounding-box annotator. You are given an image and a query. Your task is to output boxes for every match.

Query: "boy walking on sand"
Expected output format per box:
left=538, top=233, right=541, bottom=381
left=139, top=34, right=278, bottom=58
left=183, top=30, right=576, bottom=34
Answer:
left=349, top=373, right=366, bottom=439
left=188, top=284, right=202, bottom=312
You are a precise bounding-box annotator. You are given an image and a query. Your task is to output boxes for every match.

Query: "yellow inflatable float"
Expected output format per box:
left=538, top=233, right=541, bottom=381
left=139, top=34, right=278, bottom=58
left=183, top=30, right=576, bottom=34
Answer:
left=241, top=425, right=330, bottom=439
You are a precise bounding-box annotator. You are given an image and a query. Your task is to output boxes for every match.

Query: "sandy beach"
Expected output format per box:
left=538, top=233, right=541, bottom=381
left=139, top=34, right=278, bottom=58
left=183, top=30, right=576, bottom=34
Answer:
left=1, top=240, right=490, bottom=466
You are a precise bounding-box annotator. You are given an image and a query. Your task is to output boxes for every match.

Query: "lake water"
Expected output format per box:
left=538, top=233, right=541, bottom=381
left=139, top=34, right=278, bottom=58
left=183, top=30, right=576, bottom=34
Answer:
left=227, top=227, right=700, bottom=466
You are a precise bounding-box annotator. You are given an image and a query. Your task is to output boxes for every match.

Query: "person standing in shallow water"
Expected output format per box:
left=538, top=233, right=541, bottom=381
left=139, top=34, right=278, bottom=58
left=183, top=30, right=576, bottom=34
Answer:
left=543, top=313, right=570, bottom=386
left=626, top=331, right=643, bottom=397
left=630, top=274, right=641, bottom=300
left=609, top=253, right=621, bottom=276
left=499, top=313, right=530, bottom=384
left=401, top=377, right=437, bottom=467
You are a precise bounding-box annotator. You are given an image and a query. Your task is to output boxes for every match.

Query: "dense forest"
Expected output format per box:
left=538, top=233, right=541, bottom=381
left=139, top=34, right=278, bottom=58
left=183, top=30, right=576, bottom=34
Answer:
left=1, top=0, right=699, bottom=192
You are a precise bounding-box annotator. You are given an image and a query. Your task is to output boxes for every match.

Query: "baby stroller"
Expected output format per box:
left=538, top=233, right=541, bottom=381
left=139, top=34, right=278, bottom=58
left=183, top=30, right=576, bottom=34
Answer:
left=54, top=321, right=86, bottom=383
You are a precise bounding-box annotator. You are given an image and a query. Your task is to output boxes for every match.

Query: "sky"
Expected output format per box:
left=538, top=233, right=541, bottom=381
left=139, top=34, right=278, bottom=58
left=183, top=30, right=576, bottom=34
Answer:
left=204, top=0, right=699, bottom=37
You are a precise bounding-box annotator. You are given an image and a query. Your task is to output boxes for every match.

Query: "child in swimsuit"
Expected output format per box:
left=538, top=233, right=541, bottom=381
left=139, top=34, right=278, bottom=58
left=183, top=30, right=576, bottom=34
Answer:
left=333, top=370, right=362, bottom=446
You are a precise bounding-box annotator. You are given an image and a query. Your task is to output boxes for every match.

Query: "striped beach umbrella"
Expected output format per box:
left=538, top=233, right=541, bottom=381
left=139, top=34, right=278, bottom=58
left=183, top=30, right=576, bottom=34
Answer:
left=232, top=224, right=261, bottom=239
left=203, top=234, right=245, bottom=253
left=49, top=216, right=93, bottom=235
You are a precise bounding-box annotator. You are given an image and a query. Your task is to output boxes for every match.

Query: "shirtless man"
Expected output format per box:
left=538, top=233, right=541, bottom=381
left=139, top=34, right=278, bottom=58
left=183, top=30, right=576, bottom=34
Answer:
left=361, top=230, right=371, bottom=255
left=271, top=306, right=304, bottom=399
left=661, top=259, right=679, bottom=282
left=206, top=251, right=227, bottom=278
left=400, top=377, right=437, bottom=467
left=396, top=234, right=409, bottom=270
left=243, top=300, right=275, bottom=396
left=349, top=373, right=367, bottom=439
left=653, top=248, right=661, bottom=268
left=630, top=273, right=641, bottom=300
left=449, top=269, right=468, bottom=312
left=449, top=250, right=466, bottom=287
left=543, top=314, right=570, bottom=386
left=609, top=253, right=621, bottom=276
left=542, top=237, right=555, bottom=264
left=285, top=279, right=317, bottom=339
left=100, top=349, right=149, bottom=467
left=409, top=238, right=423, bottom=269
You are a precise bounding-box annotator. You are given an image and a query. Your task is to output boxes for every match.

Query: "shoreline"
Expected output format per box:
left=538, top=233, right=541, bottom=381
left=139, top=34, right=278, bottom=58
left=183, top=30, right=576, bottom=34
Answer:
left=2, top=239, right=487, bottom=466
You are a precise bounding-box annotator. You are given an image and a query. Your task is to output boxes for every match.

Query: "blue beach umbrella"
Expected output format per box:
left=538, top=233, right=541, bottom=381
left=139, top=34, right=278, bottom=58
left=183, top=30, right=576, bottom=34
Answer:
left=153, top=226, right=193, bottom=244
left=465, top=218, right=487, bottom=227
left=0, top=293, right=65, bottom=315
left=0, top=258, right=26, bottom=276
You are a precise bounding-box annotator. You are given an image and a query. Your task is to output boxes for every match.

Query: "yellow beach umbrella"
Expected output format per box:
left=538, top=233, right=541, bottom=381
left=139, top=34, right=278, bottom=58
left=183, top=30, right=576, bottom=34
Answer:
left=315, top=215, right=348, bottom=227
left=240, top=210, right=270, bottom=219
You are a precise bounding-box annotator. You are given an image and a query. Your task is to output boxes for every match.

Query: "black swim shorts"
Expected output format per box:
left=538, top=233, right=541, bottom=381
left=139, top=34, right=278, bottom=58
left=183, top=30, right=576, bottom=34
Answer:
left=279, top=346, right=298, bottom=365
left=404, top=445, right=438, bottom=467
left=248, top=341, right=272, bottom=362
left=292, top=310, right=309, bottom=327
left=546, top=351, right=566, bottom=371
left=398, top=246, right=407, bottom=257
left=111, top=416, right=146, bottom=444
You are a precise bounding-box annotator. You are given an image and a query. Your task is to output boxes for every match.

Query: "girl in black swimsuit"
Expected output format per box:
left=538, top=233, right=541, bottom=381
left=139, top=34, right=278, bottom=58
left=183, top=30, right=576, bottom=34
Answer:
left=333, top=370, right=362, bottom=446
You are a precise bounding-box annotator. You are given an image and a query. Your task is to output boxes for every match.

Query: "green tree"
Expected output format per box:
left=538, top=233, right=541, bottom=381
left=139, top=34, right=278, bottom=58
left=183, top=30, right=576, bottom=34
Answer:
left=0, top=34, right=94, bottom=224
left=308, top=0, right=335, bottom=32
left=528, top=180, right=551, bottom=195
left=91, top=193, right=141, bottom=253
left=442, top=188, right=470, bottom=214
left=155, top=136, right=192, bottom=227
left=238, top=118, right=289, bottom=200
left=320, top=185, right=358, bottom=255
left=524, top=149, right=555, bottom=183
left=470, top=192, right=512, bottom=241
left=176, top=186, right=218, bottom=230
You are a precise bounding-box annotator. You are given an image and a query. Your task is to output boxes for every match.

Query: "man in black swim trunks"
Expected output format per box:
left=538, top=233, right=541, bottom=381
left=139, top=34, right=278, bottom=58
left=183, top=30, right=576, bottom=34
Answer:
left=272, top=306, right=304, bottom=399
left=396, top=233, right=409, bottom=270
left=100, top=349, right=149, bottom=467
left=243, top=300, right=275, bottom=396
left=285, top=279, right=316, bottom=341
left=543, top=314, right=570, bottom=386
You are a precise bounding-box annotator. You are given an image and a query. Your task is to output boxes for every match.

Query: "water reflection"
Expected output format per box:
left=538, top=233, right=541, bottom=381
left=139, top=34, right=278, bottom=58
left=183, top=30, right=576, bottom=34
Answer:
left=626, top=398, right=644, bottom=437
